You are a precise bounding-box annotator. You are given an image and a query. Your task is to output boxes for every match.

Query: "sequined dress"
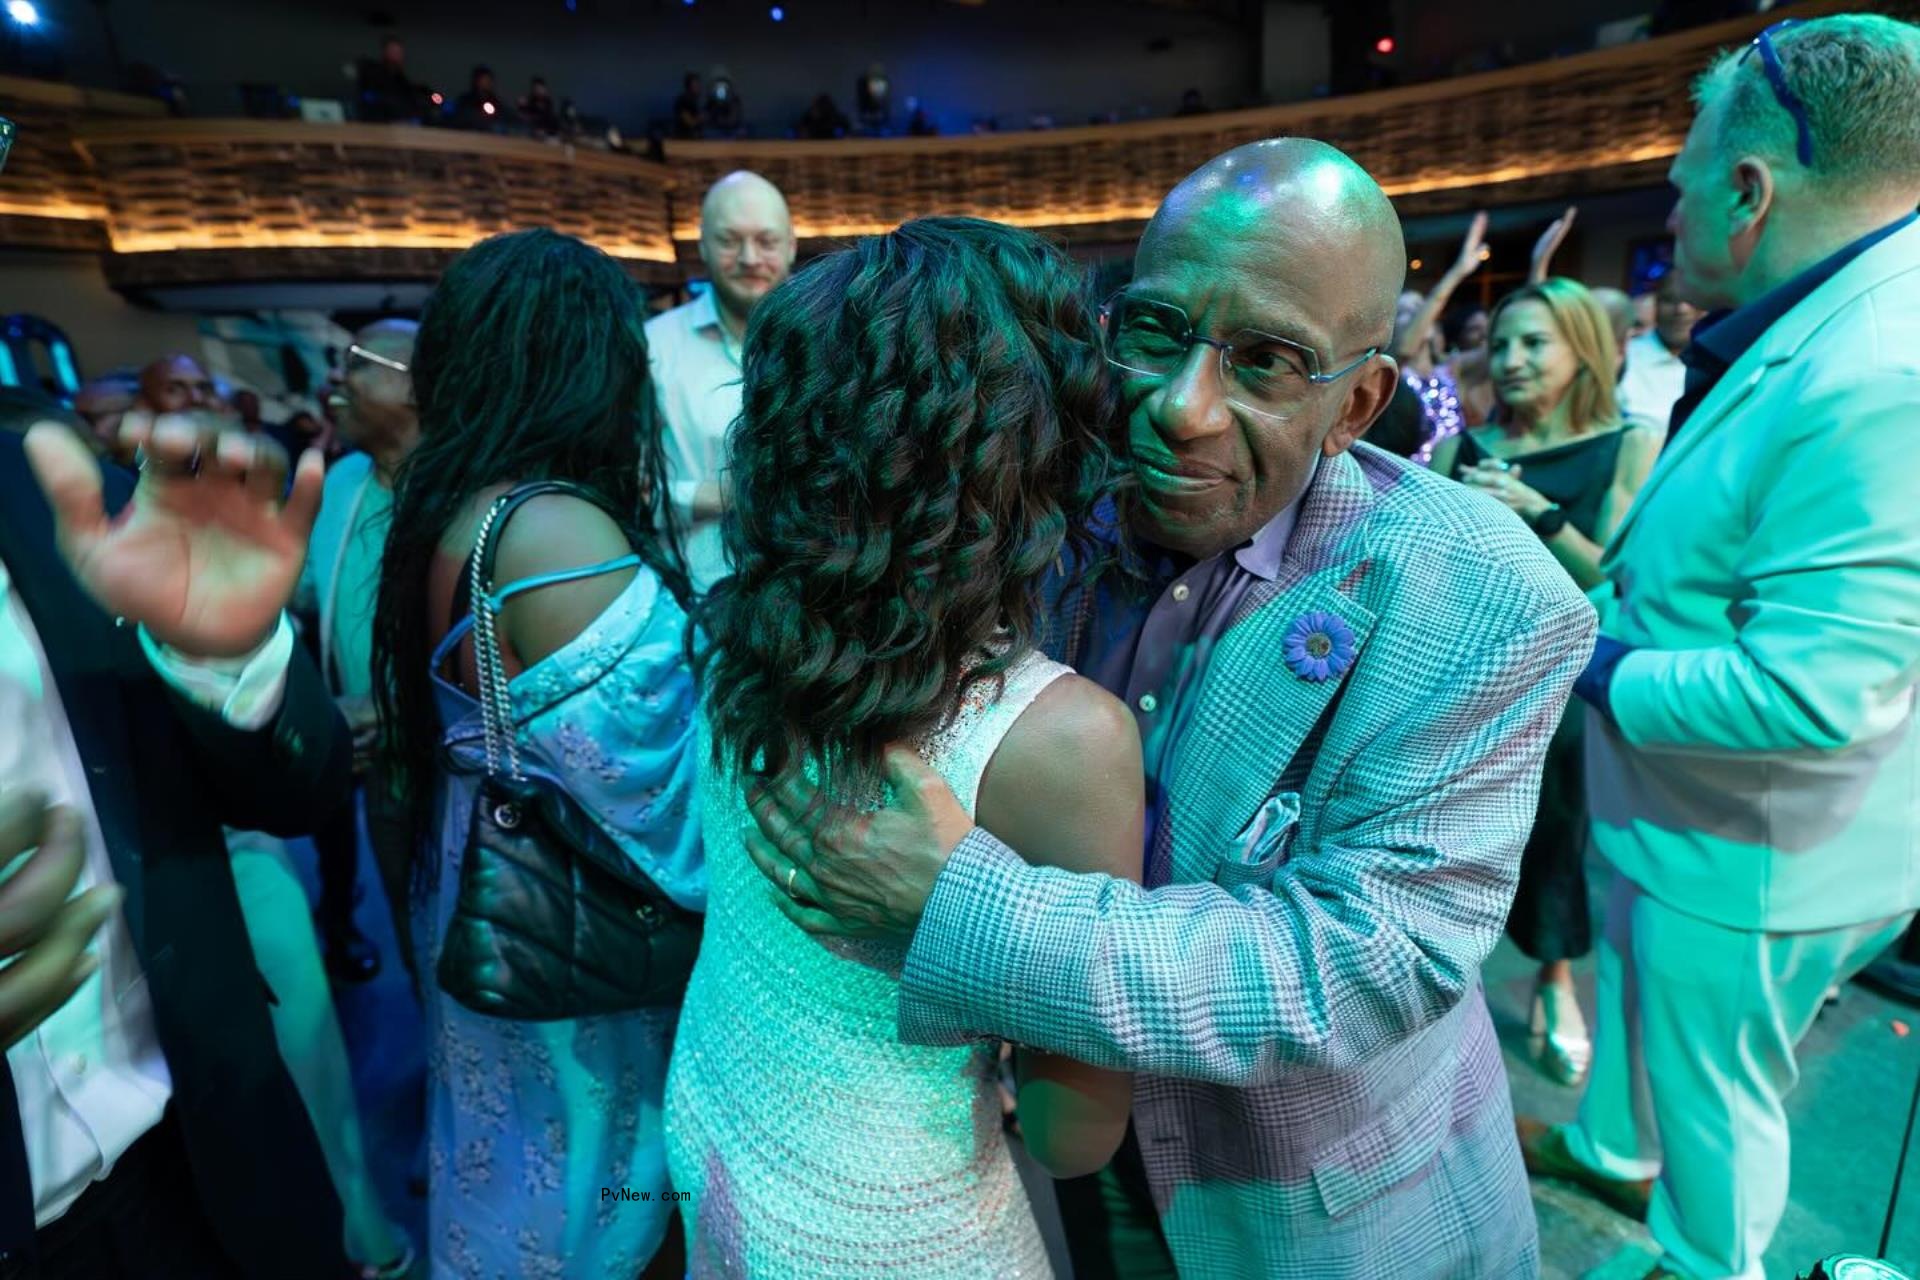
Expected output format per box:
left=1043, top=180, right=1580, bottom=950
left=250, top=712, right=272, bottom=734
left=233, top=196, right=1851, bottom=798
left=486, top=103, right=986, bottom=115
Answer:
left=666, top=648, right=1069, bottom=1278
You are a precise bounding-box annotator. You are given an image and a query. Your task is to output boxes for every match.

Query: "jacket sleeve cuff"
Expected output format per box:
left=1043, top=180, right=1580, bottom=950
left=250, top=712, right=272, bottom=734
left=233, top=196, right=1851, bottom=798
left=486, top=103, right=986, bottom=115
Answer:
left=1604, top=645, right=1674, bottom=747
left=897, top=828, right=1026, bottom=1046
left=139, top=613, right=294, bottom=731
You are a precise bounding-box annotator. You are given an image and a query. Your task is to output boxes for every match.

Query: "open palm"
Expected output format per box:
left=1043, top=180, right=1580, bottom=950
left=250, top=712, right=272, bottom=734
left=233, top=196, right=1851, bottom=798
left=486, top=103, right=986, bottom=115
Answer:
left=25, top=415, right=324, bottom=658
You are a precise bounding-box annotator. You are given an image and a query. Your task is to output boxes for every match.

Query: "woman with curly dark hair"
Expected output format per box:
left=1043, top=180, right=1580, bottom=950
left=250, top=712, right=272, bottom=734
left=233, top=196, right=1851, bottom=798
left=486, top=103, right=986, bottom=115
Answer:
left=370, top=228, right=700, bottom=1279
left=664, top=217, right=1143, bottom=1274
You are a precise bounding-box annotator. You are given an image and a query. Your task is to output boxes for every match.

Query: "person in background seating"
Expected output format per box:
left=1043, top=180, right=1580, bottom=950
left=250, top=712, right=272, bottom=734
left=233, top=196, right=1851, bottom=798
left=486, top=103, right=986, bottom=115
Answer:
left=356, top=36, right=426, bottom=124
left=451, top=66, right=508, bottom=132
left=519, top=77, right=560, bottom=137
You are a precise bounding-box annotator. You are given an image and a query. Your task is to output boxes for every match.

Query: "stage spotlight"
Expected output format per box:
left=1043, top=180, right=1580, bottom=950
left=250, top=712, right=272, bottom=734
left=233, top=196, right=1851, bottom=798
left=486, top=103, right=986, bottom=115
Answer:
left=1374, top=35, right=1395, bottom=55
left=770, top=4, right=783, bottom=17
left=1410, top=258, right=1423, bottom=271
left=6, top=0, right=40, bottom=26
left=483, top=101, right=496, bottom=115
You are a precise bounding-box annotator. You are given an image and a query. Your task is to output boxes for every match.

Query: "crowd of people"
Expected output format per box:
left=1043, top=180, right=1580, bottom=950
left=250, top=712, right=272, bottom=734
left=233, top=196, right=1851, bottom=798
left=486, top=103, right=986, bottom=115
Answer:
left=2, top=11, right=1919, bottom=1280
left=355, top=35, right=1218, bottom=144
left=355, top=39, right=585, bottom=142
left=351, top=37, right=1180, bottom=146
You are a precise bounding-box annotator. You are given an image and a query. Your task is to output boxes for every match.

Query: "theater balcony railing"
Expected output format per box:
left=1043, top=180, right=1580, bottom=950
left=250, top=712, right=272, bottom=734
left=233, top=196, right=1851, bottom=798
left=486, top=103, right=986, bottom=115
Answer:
left=0, top=0, right=1909, bottom=290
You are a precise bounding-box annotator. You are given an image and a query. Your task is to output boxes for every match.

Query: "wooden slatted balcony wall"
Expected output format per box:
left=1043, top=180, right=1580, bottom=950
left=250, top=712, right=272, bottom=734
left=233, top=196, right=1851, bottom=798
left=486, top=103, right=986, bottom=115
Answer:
left=70, top=122, right=677, bottom=263
left=0, top=77, right=162, bottom=251
left=0, top=0, right=1911, bottom=286
left=665, top=0, right=1915, bottom=255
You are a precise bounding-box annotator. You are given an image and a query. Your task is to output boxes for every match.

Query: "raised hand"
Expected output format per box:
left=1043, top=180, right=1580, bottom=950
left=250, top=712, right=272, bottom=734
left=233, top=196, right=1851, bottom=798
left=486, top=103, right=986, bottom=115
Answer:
left=1530, top=206, right=1578, bottom=283
left=25, top=412, right=325, bottom=659
left=1449, top=210, right=1491, bottom=280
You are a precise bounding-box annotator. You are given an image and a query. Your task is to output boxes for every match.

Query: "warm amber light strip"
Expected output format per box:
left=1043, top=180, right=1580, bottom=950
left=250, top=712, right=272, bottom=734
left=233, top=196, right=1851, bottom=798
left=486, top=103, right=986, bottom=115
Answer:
left=104, top=226, right=677, bottom=262
left=1377, top=141, right=1682, bottom=196
left=58, top=135, right=1681, bottom=255
left=671, top=141, right=1684, bottom=241
left=0, top=198, right=108, bottom=221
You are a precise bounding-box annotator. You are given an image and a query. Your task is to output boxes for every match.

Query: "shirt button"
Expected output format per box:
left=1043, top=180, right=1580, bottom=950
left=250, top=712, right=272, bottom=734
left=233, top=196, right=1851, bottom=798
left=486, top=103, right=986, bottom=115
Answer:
left=1138, top=693, right=1158, bottom=714
left=70, top=1054, right=87, bottom=1075
left=1171, top=584, right=1191, bottom=603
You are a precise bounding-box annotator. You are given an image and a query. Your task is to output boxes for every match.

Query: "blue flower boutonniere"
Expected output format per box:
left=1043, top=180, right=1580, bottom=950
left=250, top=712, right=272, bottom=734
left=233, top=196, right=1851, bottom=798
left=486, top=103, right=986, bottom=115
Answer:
left=1283, top=611, right=1357, bottom=682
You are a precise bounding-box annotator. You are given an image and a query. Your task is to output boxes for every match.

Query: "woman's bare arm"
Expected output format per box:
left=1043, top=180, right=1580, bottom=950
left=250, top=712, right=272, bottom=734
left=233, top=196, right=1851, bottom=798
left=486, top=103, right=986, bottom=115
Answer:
left=974, top=673, right=1143, bottom=1179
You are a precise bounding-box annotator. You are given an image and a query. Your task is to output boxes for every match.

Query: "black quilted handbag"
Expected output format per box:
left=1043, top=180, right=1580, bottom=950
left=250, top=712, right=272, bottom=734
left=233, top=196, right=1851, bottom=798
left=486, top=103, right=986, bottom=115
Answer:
left=435, top=481, right=702, bottom=1021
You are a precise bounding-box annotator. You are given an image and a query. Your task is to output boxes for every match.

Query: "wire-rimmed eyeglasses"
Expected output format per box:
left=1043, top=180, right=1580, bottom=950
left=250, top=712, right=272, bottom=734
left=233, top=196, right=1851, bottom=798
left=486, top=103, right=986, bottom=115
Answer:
left=1099, top=292, right=1379, bottom=423
left=346, top=343, right=410, bottom=374
left=1740, top=18, right=1814, bottom=168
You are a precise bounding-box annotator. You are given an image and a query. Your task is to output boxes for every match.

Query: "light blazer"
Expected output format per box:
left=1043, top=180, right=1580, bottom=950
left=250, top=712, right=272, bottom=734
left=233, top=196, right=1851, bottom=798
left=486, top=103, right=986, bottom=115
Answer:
left=899, top=444, right=1595, bottom=1279
left=1590, top=218, right=1920, bottom=933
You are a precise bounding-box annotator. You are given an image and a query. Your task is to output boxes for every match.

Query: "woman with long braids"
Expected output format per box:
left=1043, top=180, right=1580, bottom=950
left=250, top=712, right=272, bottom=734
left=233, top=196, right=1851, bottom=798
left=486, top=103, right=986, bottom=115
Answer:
left=664, top=217, right=1142, bottom=1276
left=371, top=229, right=701, bottom=1278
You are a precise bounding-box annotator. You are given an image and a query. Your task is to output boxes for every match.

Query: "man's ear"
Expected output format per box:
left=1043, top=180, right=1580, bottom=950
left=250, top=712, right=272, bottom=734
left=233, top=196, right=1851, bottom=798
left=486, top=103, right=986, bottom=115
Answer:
left=1325, top=357, right=1400, bottom=457
left=1727, top=155, right=1777, bottom=265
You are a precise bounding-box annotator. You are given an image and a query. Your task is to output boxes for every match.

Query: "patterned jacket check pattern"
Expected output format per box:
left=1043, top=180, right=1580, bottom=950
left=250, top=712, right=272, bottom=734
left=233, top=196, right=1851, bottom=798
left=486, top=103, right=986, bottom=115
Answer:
left=899, top=444, right=1596, bottom=1279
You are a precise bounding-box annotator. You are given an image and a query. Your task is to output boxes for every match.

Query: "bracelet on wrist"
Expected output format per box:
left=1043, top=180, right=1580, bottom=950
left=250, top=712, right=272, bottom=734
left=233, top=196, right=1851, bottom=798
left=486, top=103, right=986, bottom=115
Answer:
left=1528, top=503, right=1569, bottom=540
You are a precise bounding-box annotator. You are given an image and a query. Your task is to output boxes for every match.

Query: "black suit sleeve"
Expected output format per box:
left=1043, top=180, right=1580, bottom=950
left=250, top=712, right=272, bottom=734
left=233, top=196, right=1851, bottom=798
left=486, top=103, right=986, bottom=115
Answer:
left=163, top=641, right=354, bottom=837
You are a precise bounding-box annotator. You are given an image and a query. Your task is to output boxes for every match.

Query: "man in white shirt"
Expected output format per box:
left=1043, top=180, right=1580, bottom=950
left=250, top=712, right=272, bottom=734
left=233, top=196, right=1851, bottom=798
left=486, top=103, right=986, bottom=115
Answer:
left=646, top=170, right=796, bottom=592
left=1615, top=271, right=1701, bottom=435
left=0, top=411, right=349, bottom=1279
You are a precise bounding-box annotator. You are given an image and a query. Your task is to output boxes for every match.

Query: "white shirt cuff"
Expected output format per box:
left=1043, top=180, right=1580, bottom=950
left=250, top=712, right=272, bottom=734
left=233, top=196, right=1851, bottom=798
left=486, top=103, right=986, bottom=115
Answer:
left=138, top=614, right=294, bottom=732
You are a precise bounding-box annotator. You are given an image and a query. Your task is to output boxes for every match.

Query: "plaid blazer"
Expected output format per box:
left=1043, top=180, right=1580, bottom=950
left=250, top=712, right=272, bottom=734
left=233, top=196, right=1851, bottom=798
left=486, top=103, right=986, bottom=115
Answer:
left=898, top=445, right=1596, bottom=1278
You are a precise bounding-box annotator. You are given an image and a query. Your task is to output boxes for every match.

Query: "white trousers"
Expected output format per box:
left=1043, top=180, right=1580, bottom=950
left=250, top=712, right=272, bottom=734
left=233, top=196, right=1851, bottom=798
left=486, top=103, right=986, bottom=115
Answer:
left=1564, top=872, right=1910, bottom=1280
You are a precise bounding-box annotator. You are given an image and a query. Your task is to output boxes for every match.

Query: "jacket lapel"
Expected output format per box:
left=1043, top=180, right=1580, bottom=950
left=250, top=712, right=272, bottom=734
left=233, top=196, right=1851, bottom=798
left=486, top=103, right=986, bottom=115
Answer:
left=1159, top=451, right=1379, bottom=887
left=1602, top=355, right=1770, bottom=563
left=0, top=439, right=150, bottom=954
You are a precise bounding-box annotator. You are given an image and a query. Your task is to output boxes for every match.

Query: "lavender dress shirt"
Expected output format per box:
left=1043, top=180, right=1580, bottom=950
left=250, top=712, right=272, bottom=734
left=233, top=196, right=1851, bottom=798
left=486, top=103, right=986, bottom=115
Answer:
left=1049, top=473, right=1309, bottom=870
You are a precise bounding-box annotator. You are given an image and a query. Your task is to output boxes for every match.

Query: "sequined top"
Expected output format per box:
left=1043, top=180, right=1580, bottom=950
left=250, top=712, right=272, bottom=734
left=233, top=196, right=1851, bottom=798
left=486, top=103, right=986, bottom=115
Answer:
left=665, top=648, right=1068, bottom=1278
left=1404, top=365, right=1464, bottom=464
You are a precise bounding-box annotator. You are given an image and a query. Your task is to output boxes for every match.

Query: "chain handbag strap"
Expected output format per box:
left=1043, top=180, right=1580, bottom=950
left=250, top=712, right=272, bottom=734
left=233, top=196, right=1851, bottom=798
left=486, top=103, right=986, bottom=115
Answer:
left=468, top=492, right=524, bottom=783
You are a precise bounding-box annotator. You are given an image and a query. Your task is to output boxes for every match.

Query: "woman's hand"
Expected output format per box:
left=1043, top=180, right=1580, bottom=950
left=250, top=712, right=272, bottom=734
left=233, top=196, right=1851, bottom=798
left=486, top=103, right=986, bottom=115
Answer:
left=1446, top=210, right=1491, bottom=282
left=1459, top=460, right=1553, bottom=521
left=1529, top=206, right=1578, bottom=283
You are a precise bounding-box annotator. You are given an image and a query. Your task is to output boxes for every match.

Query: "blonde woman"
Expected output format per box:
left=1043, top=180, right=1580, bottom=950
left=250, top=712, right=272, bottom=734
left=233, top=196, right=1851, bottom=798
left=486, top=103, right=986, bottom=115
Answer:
left=1430, top=277, right=1658, bottom=1086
